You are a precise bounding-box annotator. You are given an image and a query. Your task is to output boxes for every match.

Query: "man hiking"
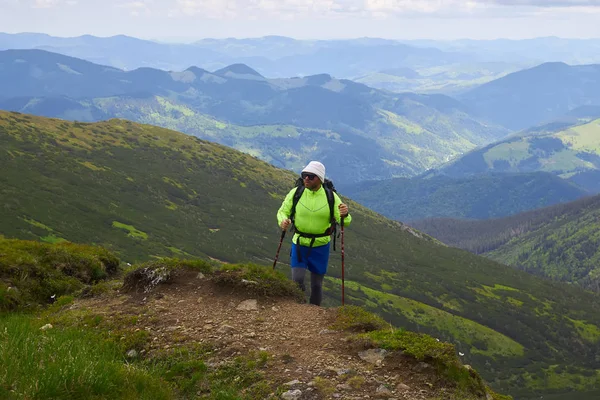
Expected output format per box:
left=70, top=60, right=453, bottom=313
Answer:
left=276, top=161, right=352, bottom=306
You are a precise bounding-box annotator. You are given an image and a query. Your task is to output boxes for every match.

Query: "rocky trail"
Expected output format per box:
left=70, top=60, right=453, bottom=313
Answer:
left=71, top=268, right=493, bottom=400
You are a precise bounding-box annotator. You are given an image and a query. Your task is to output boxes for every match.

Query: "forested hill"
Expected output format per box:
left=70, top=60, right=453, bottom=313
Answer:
left=410, top=194, right=600, bottom=292
left=2, top=111, right=600, bottom=398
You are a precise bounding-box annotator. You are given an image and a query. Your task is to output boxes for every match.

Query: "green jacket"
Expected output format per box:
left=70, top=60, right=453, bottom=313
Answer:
left=277, top=185, right=352, bottom=247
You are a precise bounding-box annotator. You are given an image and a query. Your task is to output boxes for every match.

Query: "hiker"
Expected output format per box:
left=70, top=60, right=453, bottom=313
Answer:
left=276, top=161, right=352, bottom=306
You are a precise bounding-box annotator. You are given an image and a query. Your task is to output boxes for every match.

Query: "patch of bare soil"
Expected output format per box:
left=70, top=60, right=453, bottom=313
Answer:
left=75, top=270, right=483, bottom=400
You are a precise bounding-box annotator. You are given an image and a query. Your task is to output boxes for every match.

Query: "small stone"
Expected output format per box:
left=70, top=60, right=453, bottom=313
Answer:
left=284, top=380, right=301, bottom=387
left=241, top=279, right=258, bottom=285
left=196, top=272, right=205, bottom=279
left=358, top=348, right=387, bottom=364
left=375, top=384, right=392, bottom=397
left=396, top=383, right=410, bottom=391
left=236, top=299, right=258, bottom=311
left=40, top=324, right=53, bottom=331
left=319, top=329, right=335, bottom=335
left=336, top=384, right=352, bottom=391
left=272, top=306, right=280, bottom=311
left=218, top=325, right=236, bottom=334
left=281, top=389, right=302, bottom=400
left=126, top=349, right=138, bottom=358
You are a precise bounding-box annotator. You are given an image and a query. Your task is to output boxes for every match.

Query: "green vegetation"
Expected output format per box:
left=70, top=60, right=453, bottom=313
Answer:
left=112, top=221, right=148, bottom=240
left=413, top=194, right=600, bottom=294
left=212, top=263, right=305, bottom=301
left=0, top=237, right=119, bottom=311
left=2, top=112, right=600, bottom=398
left=332, top=306, right=509, bottom=399
left=0, top=314, right=172, bottom=400
left=432, top=118, right=600, bottom=192
left=342, top=172, right=586, bottom=221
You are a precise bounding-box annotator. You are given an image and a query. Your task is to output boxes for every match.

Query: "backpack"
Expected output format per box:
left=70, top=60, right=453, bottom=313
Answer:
left=289, top=177, right=339, bottom=255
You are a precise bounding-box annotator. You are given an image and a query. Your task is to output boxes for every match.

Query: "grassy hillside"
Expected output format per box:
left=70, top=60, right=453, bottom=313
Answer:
left=338, top=172, right=587, bottom=222
left=430, top=118, right=600, bottom=193
left=2, top=111, right=600, bottom=398
left=0, top=49, right=510, bottom=184
left=410, top=194, right=600, bottom=293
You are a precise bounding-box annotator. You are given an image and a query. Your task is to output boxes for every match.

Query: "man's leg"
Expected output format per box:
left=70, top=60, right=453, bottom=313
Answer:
left=292, top=267, right=307, bottom=292
left=309, top=272, right=324, bottom=306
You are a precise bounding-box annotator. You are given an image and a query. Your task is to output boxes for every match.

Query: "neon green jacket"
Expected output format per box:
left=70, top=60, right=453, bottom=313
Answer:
left=277, top=186, right=352, bottom=247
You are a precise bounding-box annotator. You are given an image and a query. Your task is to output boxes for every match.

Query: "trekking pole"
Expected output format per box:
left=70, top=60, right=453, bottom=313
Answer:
left=341, top=216, right=345, bottom=306
left=272, top=229, right=286, bottom=269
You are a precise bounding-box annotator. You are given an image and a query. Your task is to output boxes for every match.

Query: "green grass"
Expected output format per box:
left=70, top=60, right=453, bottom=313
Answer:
left=112, top=221, right=148, bottom=240
left=0, top=237, right=120, bottom=311
left=330, top=278, right=525, bottom=358
left=0, top=314, right=172, bottom=400
left=212, top=263, right=305, bottom=301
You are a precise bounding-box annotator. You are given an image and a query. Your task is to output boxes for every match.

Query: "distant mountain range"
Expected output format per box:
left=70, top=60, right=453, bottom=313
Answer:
left=0, top=49, right=509, bottom=185
left=426, top=117, right=600, bottom=193
left=459, top=62, right=600, bottom=130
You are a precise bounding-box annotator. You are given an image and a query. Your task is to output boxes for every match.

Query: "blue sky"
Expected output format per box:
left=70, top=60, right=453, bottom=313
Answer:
left=1, top=0, right=599, bottom=41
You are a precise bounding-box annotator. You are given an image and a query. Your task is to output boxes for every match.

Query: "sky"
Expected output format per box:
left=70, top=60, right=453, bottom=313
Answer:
left=1, top=0, right=600, bottom=41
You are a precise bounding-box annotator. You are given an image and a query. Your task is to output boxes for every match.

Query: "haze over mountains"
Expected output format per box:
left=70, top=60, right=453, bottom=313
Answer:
left=0, top=48, right=509, bottom=185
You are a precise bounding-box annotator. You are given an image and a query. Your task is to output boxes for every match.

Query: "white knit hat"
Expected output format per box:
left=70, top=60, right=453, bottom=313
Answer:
left=301, top=161, right=326, bottom=183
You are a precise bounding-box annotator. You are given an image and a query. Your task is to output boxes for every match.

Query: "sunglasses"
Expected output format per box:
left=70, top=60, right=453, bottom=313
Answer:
left=301, top=173, right=318, bottom=180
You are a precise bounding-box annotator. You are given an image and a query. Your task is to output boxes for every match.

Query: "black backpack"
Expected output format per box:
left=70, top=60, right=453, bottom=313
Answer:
left=289, top=177, right=339, bottom=256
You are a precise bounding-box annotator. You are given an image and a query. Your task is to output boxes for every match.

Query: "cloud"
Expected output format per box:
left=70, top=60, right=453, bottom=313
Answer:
left=487, top=0, right=600, bottom=6
left=116, top=0, right=152, bottom=16
left=30, top=0, right=78, bottom=8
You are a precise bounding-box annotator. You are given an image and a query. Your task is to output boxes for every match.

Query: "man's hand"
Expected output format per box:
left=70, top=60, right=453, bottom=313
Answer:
left=339, top=203, right=349, bottom=218
left=280, top=218, right=292, bottom=230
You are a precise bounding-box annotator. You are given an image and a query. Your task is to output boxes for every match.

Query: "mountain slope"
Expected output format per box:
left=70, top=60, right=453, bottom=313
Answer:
left=338, top=172, right=588, bottom=222
left=0, top=49, right=509, bottom=184
left=1, top=111, right=600, bottom=398
left=460, top=62, right=600, bottom=130
left=410, top=194, right=600, bottom=293
left=428, top=118, right=600, bottom=193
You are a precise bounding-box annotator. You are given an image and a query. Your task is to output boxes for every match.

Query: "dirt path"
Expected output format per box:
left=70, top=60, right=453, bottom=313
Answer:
left=74, top=271, right=473, bottom=400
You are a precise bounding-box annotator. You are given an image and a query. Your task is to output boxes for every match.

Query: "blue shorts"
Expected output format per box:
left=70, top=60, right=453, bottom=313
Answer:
left=290, top=242, right=331, bottom=275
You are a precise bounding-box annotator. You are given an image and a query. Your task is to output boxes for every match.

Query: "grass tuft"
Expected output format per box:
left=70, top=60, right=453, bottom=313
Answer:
left=331, top=305, right=391, bottom=332
left=122, top=258, right=212, bottom=293
left=0, top=238, right=119, bottom=311
left=211, top=263, right=305, bottom=301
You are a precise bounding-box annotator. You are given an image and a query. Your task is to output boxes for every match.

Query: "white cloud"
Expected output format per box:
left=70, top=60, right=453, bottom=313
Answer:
left=117, top=0, right=152, bottom=16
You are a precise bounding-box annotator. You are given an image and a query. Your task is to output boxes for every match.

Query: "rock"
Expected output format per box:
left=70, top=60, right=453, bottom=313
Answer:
left=126, top=349, right=138, bottom=358
left=284, top=380, right=301, bottom=387
left=375, top=384, right=392, bottom=397
left=358, top=348, right=387, bottom=364
left=281, top=389, right=302, bottom=400
left=336, top=368, right=352, bottom=376
left=40, top=324, right=53, bottom=331
left=218, top=325, right=236, bottom=334
left=319, top=329, right=335, bottom=335
left=236, top=299, right=258, bottom=311
left=396, top=383, right=410, bottom=391
left=241, top=279, right=258, bottom=285
left=272, top=306, right=280, bottom=311
left=196, top=272, right=205, bottom=279
left=336, top=383, right=352, bottom=391
left=413, top=362, right=431, bottom=372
